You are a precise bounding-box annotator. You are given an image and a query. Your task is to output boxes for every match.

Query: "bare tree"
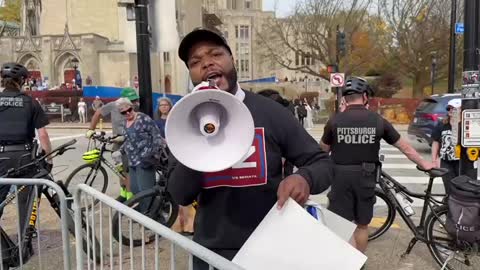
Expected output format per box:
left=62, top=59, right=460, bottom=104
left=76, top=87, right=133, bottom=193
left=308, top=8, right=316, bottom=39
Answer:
left=378, top=0, right=453, bottom=97
left=257, top=0, right=373, bottom=80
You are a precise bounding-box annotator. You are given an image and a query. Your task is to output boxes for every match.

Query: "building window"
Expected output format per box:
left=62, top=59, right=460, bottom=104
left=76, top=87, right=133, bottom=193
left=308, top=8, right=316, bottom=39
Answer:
left=239, top=25, right=249, bottom=40
left=296, top=52, right=314, bottom=66
left=245, top=0, right=251, bottom=9
left=235, top=25, right=239, bottom=38
left=163, top=52, right=170, bottom=63
left=245, top=59, right=249, bottom=72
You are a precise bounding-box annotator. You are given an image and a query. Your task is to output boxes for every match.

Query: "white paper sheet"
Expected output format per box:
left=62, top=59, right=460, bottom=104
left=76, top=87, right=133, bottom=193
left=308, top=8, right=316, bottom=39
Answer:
left=232, top=198, right=367, bottom=270
left=305, top=200, right=357, bottom=242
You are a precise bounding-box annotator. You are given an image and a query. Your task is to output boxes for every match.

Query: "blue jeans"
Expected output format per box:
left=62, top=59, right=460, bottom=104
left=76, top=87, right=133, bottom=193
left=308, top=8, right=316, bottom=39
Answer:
left=129, top=166, right=156, bottom=195
left=129, top=166, right=156, bottom=212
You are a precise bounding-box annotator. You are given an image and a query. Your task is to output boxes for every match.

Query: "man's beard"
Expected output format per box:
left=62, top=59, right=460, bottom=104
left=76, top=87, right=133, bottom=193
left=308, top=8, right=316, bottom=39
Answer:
left=225, top=66, right=238, bottom=94
left=192, top=67, right=238, bottom=94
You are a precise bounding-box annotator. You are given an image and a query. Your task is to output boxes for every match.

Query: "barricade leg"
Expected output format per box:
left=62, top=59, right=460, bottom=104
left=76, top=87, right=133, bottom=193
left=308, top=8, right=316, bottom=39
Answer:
left=73, top=184, right=245, bottom=270
left=0, top=179, right=72, bottom=270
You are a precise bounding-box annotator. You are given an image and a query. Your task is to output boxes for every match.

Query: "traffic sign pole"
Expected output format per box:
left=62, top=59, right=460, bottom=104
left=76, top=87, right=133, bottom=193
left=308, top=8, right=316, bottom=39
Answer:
left=459, top=0, right=480, bottom=179
left=330, top=73, right=345, bottom=113
left=448, top=0, right=457, bottom=93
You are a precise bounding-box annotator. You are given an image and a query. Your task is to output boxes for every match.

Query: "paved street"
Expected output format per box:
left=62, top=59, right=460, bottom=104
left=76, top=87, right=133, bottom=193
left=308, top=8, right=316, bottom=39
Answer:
left=1, top=124, right=447, bottom=269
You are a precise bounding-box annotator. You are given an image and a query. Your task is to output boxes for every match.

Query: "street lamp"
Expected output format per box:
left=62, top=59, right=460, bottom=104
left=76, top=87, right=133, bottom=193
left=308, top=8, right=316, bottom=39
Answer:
left=71, top=57, right=79, bottom=70
left=118, top=0, right=153, bottom=117
left=304, top=75, right=308, bottom=93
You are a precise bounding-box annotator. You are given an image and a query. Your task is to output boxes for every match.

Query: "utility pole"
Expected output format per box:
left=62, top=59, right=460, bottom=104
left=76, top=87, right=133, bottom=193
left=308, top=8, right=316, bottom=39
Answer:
left=135, top=0, right=153, bottom=117
left=448, top=0, right=457, bottom=93
left=334, top=24, right=346, bottom=112
left=459, top=0, right=480, bottom=178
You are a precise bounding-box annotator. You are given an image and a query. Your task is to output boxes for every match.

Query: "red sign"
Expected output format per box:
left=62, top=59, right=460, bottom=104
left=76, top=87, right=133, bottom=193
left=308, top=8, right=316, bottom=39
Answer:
left=202, top=128, right=268, bottom=189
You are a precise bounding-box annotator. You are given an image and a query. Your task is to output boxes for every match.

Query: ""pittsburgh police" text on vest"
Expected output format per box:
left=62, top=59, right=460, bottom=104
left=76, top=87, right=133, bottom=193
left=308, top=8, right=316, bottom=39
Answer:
left=337, top=127, right=376, bottom=144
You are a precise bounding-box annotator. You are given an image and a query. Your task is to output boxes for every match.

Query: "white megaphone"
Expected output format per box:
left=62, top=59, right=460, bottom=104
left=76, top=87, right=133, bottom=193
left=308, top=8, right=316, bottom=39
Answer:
left=165, top=81, right=255, bottom=172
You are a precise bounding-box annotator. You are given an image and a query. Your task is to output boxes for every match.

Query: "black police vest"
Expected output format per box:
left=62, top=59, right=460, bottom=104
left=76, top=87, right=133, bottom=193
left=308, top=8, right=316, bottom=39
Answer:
left=0, top=91, right=34, bottom=144
left=331, top=109, right=384, bottom=165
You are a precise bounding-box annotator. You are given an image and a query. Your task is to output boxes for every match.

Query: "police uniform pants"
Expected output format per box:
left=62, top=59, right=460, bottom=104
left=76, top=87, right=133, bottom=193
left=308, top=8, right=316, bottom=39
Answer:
left=0, top=151, right=35, bottom=236
left=440, top=159, right=460, bottom=195
left=327, top=164, right=377, bottom=225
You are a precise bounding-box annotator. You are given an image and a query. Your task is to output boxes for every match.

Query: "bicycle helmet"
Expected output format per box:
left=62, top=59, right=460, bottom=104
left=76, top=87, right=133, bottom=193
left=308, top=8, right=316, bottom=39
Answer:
left=1, top=62, right=29, bottom=81
left=82, top=149, right=101, bottom=164
left=342, top=77, right=373, bottom=97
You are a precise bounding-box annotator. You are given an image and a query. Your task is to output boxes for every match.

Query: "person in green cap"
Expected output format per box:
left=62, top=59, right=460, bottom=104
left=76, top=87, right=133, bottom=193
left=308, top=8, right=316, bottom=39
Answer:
left=86, top=87, right=140, bottom=201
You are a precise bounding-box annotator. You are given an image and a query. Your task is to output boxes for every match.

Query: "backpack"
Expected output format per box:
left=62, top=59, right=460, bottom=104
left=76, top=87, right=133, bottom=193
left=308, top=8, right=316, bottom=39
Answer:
left=445, top=175, right=480, bottom=244
left=297, top=105, right=307, bottom=118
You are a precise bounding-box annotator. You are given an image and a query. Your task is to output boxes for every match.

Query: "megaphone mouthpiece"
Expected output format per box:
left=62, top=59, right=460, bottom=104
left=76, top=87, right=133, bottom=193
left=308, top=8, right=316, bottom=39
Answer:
left=196, top=102, right=221, bottom=137
left=203, top=123, right=216, bottom=134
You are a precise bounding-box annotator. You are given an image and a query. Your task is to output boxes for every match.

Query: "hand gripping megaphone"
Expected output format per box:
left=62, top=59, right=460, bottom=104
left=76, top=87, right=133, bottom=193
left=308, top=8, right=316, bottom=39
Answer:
left=165, top=81, right=255, bottom=172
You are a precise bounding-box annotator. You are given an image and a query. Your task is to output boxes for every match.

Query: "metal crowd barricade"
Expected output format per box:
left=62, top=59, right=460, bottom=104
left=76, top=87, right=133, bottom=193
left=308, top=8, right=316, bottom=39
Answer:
left=0, top=178, right=72, bottom=270
left=73, top=184, right=245, bottom=270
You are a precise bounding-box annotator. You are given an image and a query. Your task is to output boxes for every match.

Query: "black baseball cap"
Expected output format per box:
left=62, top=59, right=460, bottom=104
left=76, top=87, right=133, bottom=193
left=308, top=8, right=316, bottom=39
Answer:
left=178, top=28, right=232, bottom=66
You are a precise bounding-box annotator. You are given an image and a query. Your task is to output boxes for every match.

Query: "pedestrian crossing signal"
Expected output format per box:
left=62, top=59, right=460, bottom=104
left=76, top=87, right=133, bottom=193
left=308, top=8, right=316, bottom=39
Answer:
left=327, top=65, right=338, bottom=73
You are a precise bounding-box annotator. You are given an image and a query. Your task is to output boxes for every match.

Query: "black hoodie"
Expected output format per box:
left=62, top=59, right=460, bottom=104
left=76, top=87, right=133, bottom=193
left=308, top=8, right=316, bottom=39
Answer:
left=167, top=90, right=333, bottom=250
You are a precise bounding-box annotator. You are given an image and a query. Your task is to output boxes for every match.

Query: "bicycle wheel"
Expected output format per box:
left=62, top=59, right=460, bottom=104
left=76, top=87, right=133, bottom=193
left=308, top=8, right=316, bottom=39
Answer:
left=112, top=188, right=179, bottom=247
left=368, top=188, right=396, bottom=241
left=426, top=206, right=480, bottom=270
left=65, top=163, right=108, bottom=194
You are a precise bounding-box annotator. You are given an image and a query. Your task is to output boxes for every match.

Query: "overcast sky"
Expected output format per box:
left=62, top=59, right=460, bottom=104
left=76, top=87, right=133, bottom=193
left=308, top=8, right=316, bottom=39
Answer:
left=263, top=0, right=297, bottom=17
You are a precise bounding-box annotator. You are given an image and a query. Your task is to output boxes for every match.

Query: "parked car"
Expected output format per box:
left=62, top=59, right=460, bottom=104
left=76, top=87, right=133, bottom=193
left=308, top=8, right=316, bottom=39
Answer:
left=408, top=93, right=461, bottom=146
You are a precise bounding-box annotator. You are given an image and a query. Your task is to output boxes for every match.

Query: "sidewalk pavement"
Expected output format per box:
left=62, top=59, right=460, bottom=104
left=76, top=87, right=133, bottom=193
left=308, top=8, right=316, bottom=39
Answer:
left=48, top=121, right=409, bottom=132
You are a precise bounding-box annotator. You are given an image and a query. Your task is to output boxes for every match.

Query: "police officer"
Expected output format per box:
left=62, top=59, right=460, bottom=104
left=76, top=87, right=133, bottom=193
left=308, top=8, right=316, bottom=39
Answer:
left=0, top=62, right=52, bottom=229
left=320, top=77, right=434, bottom=255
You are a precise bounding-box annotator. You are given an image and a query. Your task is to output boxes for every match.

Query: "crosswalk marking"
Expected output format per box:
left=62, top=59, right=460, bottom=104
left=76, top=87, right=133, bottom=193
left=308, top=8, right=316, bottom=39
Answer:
left=382, top=164, right=417, bottom=169
left=382, top=154, right=407, bottom=159
left=51, top=134, right=84, bottom=142
left=380, top=148, right=401, bottom=152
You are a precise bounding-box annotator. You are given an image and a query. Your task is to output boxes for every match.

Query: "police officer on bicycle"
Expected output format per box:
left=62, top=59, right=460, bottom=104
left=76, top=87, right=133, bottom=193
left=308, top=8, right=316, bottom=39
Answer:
left=0, top=62, right=52, bottom=227
left=320, top=77, right=434, bottom=255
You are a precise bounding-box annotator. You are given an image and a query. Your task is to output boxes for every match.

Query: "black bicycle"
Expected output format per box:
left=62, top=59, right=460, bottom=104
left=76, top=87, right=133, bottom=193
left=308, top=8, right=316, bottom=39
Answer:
left=65, top=132, right=123, bottom=195
left=0, top=140, right=101, bottom=269
left=112, top=151, right=179, bottom=247
left=368, top=162, right=479, bottom=269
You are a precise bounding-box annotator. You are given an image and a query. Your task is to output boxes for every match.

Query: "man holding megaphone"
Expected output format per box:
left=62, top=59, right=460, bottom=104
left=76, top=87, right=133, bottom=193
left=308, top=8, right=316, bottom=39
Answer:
left=166, top=28, right=334, bottom=269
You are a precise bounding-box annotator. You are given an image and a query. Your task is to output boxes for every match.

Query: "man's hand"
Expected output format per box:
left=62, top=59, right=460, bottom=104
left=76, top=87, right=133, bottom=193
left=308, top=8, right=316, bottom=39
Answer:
left=419, top=160, right=435, bottom=171
left=86, top=129, right=95, bottom=139
left=433, top=158, right=441, bottom=168
left=277, top=174, right=310, bottom=209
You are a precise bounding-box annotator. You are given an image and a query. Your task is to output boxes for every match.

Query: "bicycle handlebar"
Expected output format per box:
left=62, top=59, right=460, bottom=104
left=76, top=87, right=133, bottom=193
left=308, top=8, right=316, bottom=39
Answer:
left=91, top=131, right=120, bottom=144
left=1, top=139, right=77, bottom=178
